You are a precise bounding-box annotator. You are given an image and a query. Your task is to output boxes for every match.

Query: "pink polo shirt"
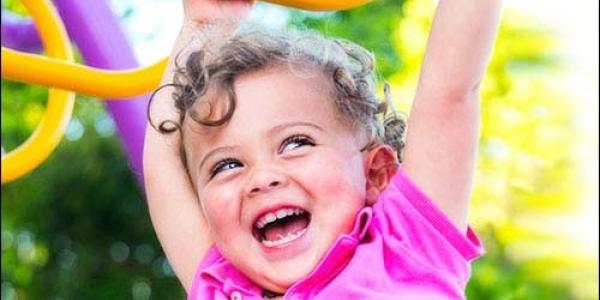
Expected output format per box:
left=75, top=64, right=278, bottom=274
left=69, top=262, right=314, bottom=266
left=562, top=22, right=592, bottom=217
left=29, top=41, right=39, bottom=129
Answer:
left=188, top=169, right=483, bottom=299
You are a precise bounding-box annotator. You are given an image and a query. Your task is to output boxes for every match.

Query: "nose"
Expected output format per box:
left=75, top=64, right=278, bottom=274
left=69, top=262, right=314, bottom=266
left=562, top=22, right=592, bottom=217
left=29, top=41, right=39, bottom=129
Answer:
left=244, top=167, right=288, bottom=197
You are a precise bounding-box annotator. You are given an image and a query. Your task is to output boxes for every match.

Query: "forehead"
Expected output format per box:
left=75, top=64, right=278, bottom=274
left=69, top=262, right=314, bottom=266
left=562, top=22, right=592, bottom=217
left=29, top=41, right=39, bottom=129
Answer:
left=237, top=66, right=335, bottom=119
left=183, top=65, right=351, bottom=145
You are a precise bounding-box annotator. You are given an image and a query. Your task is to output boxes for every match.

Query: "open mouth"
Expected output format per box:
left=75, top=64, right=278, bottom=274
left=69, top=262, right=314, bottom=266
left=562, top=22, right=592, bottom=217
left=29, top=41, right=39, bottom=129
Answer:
left=252, top=207, right=311, bottom=248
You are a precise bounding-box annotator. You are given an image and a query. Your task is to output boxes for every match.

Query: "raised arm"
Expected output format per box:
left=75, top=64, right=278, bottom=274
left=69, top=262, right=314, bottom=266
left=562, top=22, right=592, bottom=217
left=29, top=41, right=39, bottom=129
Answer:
left=401, top=0, right=503, bottom=232
left=143, top=0, right=253, bottom=291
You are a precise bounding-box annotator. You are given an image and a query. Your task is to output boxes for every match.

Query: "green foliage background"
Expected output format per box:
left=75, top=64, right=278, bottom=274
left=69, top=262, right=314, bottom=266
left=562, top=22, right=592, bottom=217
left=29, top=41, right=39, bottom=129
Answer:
left=2, top=0, right=598, bottom=299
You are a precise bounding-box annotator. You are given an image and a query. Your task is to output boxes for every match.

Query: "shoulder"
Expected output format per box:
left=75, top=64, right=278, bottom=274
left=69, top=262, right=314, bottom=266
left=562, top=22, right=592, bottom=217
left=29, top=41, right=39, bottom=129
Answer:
left=371, top=168, right=483, bottom=261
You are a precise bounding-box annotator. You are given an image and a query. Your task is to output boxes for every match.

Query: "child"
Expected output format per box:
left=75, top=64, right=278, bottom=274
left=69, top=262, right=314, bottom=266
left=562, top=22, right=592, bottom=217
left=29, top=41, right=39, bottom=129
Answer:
left=144, top=0, right=503, bottom=299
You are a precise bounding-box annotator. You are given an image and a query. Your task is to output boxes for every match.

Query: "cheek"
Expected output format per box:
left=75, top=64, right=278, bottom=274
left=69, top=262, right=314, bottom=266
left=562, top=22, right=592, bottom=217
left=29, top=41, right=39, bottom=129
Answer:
left=299, top=152, right=367, bottom=202
left=200, top=185, right=241, bottom=233
left=304, top=155, right=367, bottom=238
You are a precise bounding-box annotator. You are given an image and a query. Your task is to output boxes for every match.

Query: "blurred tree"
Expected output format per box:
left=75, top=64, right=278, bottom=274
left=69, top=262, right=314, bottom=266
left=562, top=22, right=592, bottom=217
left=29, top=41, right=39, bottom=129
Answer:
left=2, top=81, right=184, bottom=300
left=289, top=0, right=404, bottom=77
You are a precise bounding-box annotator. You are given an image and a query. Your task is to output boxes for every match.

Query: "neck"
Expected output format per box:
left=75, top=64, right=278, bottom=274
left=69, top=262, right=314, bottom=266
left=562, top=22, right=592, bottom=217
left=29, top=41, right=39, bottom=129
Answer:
left=263, top=289, right=284, bottom=299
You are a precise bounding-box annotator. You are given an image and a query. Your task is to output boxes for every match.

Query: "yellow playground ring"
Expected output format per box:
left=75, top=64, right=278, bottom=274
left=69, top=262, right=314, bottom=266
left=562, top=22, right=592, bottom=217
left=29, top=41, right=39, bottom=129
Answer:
left=1, top=0, right=371, bottom=184
left=1, top=0, right=75, bottom=184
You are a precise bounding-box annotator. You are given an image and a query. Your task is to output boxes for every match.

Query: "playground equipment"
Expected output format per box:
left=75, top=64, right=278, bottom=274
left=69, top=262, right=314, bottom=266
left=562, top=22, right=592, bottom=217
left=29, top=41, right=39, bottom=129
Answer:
left=1, top=0, right=372, bottom=184
left=1, top=0, right=75, bottom=184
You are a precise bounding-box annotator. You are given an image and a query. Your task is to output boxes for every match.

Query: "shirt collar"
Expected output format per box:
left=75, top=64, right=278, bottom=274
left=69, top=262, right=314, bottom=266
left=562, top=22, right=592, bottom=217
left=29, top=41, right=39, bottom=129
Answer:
left=198, top=248, right=263, bottom=296
left=198, top=206, right=374, bottom=296
left=285, top=206, right=373, bottom=294
left=349, top=206, right=374, bottom=241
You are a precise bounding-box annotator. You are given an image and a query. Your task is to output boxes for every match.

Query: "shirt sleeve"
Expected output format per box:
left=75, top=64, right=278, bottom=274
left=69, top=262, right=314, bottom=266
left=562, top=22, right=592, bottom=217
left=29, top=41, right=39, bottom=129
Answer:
left=372, top=168, right=484, bottom=277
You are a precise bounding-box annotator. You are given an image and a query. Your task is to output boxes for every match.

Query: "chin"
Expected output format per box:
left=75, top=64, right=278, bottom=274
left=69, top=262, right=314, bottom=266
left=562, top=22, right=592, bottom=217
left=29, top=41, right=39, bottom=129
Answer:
left=254, top=252, right=320, bottom=292
left=261, top=271, right=304, bottom=293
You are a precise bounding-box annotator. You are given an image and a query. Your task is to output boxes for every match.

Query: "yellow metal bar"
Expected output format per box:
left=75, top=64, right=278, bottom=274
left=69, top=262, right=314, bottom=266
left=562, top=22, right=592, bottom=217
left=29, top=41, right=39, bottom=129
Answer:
left=266, top=0, right=372, bottom=10
left=1, top=0, right=75, bottom=184
left=2, top=47, right=167, bottom=99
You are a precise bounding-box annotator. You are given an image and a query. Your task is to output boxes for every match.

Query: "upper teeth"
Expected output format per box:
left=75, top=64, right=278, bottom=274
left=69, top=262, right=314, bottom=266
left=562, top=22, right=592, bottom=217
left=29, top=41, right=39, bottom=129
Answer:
left=255, top=208, right=304, bottom=229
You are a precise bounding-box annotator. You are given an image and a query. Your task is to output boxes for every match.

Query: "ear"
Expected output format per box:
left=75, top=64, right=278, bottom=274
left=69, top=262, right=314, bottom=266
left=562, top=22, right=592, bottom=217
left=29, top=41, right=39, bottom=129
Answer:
left=364, top=145, right=399, bottom=205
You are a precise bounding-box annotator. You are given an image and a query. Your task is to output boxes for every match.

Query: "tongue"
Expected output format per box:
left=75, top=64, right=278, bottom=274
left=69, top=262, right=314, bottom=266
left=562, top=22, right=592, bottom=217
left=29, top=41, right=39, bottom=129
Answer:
left=264, top=215, right=309, bottom=242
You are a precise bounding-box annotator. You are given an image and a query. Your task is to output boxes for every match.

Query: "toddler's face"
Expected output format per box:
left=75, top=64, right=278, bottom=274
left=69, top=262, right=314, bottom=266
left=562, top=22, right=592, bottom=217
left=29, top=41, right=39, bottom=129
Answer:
left=184, top=66, right=370, bottom=293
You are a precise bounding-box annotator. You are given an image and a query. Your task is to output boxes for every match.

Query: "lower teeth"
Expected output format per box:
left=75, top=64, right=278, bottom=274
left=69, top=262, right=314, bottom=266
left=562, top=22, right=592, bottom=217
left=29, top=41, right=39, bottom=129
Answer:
left=262, top=228, right=307, bottom=247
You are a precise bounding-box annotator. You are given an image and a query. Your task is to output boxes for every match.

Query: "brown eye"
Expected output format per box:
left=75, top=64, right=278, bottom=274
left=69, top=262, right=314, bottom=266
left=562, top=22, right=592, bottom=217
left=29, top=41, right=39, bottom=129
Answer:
left=279, top=135, right=315, bottom=153
left=210, top=158, right=243, bottom=179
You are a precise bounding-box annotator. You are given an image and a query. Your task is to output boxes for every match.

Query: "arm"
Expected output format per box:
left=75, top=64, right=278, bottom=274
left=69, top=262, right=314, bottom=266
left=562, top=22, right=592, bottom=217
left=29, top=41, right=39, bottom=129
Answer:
left=143, top=0, right=253, bottom=291
left=401, top=0, right=502, bottom=232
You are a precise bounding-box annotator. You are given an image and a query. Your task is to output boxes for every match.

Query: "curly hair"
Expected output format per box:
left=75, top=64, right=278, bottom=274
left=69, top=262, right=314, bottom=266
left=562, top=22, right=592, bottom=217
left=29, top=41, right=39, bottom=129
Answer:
left=148, top=25, right=406, bottom=166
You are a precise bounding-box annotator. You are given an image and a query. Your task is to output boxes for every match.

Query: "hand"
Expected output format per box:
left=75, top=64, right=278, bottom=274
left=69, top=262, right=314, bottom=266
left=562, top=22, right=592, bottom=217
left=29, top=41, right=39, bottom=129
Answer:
left=183, top=0, right=254, bottom=25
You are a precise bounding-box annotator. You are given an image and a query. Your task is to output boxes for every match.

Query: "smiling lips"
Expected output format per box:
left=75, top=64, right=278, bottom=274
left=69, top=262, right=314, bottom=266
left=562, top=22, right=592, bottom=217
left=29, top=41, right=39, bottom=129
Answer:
left=253, top=207, right=311, bottom=248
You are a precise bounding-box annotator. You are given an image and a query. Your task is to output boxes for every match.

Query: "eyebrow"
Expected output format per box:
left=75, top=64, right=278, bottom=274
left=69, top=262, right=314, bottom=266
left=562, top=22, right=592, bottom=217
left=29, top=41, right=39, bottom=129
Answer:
left=268, top=121, right=324, bottom=135
left=198, top=145, right=236, bottom=176
left=197, top=121, right=324, bottom=173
